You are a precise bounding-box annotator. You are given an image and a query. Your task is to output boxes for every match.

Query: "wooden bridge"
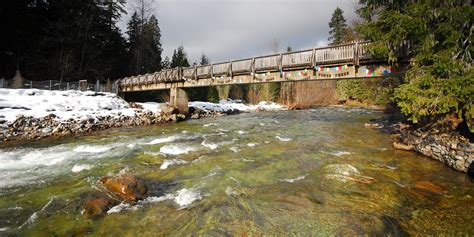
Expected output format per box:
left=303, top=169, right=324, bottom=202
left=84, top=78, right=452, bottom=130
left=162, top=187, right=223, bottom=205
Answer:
left=115, top=41, right=407, bottom=113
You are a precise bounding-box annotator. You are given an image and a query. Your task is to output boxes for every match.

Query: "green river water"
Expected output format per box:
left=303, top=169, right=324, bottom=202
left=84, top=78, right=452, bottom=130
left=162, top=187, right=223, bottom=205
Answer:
left=0, top=108, right=473, bottom=236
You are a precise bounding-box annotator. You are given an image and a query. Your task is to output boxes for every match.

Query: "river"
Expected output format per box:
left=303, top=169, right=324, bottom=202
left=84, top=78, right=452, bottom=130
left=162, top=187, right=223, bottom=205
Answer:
left=0, top=107, right=473, bottom=236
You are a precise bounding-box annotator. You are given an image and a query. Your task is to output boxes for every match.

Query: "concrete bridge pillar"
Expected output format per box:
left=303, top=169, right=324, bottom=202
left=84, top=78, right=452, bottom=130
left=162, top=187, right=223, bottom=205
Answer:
left=170, top=87, right=188, bottom=114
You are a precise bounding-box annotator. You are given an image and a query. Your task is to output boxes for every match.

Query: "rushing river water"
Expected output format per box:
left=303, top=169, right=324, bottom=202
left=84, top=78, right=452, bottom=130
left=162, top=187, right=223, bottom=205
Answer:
left=0, top=108, right=473, bottom=236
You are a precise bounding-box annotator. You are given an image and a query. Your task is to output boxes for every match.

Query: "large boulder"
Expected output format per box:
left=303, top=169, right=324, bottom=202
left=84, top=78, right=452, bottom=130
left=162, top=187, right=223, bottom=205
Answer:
left=99, top=173, right=148, bottom=202
left=160, top=104, right=179, bottom=115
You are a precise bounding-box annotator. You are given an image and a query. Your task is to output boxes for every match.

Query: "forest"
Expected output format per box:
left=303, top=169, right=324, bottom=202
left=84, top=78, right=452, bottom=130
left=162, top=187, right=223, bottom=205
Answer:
left=1, top=0, right=472, bottom=131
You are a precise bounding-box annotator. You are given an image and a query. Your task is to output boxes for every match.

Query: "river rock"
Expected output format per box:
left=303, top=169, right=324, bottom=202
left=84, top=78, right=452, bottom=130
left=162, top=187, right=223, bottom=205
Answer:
left=160, top=104, right=179, bottom=115
left=83, top=197, right=117, bottom=219
left=414, top=181, right=444, bottom=195
left=393, top=142, right=414, bottom=151
left=99, top=173, right=148, bottom=202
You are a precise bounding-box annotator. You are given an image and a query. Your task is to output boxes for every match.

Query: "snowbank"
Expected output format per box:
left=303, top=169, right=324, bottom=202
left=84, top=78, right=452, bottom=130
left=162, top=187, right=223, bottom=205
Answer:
left=0, top=89, right=139, bottom=123
left=189, top=99, right=286, bottom=113
left=0, top=89, right=285, bottom=125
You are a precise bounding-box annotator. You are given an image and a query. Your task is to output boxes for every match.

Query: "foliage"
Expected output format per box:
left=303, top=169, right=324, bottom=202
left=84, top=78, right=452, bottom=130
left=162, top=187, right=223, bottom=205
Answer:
left=337, top=78, right=401, bottom=106
left=162, top=56, right=171, bottom=69
left=328, top=7, right=348, bottom=45
left=200, top=53, right=210, bottom=65
left=170, top=46, right=190, bottom=68
left=207, top=86, right=219, bottom=103
left=127, top=13, right=162, bottom=74
left=356, top=0, right=473, bottom=131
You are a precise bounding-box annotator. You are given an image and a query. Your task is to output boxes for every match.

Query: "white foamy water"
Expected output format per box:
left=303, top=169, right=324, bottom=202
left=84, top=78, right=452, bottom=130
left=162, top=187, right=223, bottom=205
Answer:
left=148, top=135, right=180, bottom=145
left=0, top=227, right=9, bottom=232
left=283, top=175, right=306, bottom=183
left=201, top=140, right=218, bottom=150
left=275, top=135, right=293, bottom=142
left=160, top=159, right=189, bottom=170
left=73, top=145, right=111, bottom=153
left=247, top=143, right=258, bottom=147
left=0, top=141, right=129, bottom=189
left=225, top=186, right=238, bottom=196
left=71, top=164, right=93, bottom=173
left=230, top=147, right=240, bottom=153
left=327, top=151, right=352, bottom=156
left=107, top=203, right=132, bottom=214
left=174, top=188, right=202, bottom=208
left=160, top=144, right=198, bottom=155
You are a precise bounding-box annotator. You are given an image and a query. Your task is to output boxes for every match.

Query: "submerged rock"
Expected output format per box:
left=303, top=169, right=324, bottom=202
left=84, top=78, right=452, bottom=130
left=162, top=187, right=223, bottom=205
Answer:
left=99, top=173, right=148, bottom=202
left=393, top=142, right=414, bottom=151
left=324, top=164, right=375, bottom=184
left=83, top=197, right=117, bottom=219
left=414, top=181, right=444, bottom=195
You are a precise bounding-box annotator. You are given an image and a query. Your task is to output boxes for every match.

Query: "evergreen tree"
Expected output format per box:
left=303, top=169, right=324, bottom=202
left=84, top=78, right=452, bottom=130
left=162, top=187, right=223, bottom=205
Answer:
left=356, top=0, right=473, bottom=131
left=170, top=46, right=190, bottom=68
left=162, top=56, right=171, bottom=69
left=127, top=12, right=142, bottom=74
left=127, top=13, right=162, bottom=74
left=199, top=53, right=210, bottom=65
left=1, top=0, right=128, bottom=82
left=328, top=7, right=347, bottom=45
left=207, top=86, right=219, bottom=103
left=141, top=15, right=162, bottom=73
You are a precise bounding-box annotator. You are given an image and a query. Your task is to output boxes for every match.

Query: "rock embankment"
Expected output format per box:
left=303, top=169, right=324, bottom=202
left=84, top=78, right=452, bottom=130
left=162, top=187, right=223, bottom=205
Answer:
left=394, top=124, right=473, bottom=173
left=366, top=117, right=473, bottom=175
left=0, top=104, right=237, bottom=145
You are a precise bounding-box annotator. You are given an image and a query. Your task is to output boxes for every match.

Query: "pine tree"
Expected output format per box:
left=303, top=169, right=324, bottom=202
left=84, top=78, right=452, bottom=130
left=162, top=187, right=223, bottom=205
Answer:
left=328, top=7, right=347, bottom=45
left=141, top=15, right=162, bottom=73
left=356, top=0, right=474, bottom=131
left=199, top=53, right=210, bottom=65
left=162, top=56, right=171, bottom=69
left=127, top=12, right=142, bottom=74
left=170, top=46, right=190, bottom=68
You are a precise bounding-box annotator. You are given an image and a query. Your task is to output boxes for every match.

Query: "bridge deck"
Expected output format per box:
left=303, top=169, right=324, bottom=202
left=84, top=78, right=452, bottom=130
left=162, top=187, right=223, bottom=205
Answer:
left=116, top=42, right=407, bottom=92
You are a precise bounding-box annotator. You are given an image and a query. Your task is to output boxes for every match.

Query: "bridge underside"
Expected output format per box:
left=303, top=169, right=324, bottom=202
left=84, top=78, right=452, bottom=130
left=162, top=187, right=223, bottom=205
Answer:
left=120, top=64, right=402, bottom=92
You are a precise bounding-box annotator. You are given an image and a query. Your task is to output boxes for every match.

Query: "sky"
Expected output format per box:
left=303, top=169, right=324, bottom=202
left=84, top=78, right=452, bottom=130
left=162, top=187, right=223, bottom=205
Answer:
left=117, top=0, right=359, bottom=64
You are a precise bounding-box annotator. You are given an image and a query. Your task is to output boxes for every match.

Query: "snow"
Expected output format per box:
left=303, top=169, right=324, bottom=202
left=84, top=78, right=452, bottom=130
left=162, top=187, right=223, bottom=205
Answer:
left=136, top=102, right=162, bottom=112
left=189, top=99, right=286, bottom=113
left=0, top=89, right=138, bottom=123
left=0, top=89, right=286, bottom=125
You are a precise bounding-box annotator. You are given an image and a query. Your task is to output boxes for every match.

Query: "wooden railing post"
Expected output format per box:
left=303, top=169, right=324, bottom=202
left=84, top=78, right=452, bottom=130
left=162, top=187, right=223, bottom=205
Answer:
left=354, top=42, right=359, bottom=67
left=229, top=61, right=233, bottom=78
left=278, top=54, right=283, bottom=73
left=251, top=57, right=255, bottom=79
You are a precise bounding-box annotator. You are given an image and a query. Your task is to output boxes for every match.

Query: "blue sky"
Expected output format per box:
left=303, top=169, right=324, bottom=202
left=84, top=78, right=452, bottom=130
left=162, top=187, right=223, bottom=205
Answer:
left=118, top=0, right=358, bottom=64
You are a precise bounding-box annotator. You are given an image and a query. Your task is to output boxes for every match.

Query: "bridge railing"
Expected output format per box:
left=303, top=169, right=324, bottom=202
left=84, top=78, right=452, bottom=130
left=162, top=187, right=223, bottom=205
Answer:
left=282, top=49, right=314, bottom=69
left=116, top=41, right=389, bottom=89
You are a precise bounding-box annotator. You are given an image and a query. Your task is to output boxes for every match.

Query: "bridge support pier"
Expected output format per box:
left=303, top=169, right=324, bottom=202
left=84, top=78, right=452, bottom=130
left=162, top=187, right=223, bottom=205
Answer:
left=170, top=87, right=188, bottom=114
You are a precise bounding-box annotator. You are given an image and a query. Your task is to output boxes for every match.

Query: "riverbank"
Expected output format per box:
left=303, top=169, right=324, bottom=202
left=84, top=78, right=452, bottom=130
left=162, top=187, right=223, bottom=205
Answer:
left=1, top=107, right=472, bottom=236
left=365, top=113, right=473, bottom=175
left=0, top=89, right=286, bottom=146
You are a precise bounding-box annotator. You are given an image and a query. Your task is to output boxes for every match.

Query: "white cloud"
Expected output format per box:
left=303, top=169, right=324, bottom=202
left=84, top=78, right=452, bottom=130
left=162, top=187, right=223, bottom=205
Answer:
left=118, top=0, right=358, bottom=64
